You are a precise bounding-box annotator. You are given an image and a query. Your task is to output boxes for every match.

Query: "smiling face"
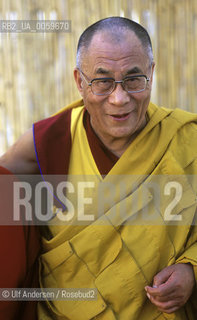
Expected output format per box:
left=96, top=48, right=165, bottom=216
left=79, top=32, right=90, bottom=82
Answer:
left=74, top=30, right=155, bottom=155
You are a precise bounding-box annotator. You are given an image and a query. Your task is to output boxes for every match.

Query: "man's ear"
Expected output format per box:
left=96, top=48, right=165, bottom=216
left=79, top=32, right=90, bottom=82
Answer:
left=74, top=68, right=84, bottom=96
left=149, top=62, right=155, bottom=87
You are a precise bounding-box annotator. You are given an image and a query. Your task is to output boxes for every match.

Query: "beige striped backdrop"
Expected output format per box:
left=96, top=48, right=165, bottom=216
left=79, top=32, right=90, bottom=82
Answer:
left=0, top=0, right=197, bottom=155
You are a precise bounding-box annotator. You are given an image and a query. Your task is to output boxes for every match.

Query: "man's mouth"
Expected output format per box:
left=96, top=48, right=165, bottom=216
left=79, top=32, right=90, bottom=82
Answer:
left=109, top=112, right=131, bottom=121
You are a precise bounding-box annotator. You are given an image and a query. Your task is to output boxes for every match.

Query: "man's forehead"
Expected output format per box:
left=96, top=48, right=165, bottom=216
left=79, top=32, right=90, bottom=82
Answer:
left=83, top=31, right=146, bottom=67
left=82, top=30, right=148, bottom=73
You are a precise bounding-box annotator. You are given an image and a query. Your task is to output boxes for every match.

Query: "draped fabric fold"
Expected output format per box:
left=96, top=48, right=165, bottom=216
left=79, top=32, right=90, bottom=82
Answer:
left=33, top=100, right=197, bottom=319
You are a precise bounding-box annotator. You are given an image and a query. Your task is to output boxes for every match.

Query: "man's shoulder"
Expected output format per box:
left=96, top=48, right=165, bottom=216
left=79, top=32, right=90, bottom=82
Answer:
left=161, top=106, right=197, bottom=146
left=149, top=102, right=197, bottom=131
left=164, top=107, right=197, bottom=166
left=165, top=108, right=197, bottom=143
left=169, top=107, right=197, bottom=126
left=0, top=128, right=38, bottom=174
left=150, top=102, right=197, bottom=122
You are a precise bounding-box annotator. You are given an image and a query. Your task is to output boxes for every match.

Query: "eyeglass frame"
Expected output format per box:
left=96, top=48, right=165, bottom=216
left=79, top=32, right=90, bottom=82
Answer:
left=78, top=68, right=150, bottom=96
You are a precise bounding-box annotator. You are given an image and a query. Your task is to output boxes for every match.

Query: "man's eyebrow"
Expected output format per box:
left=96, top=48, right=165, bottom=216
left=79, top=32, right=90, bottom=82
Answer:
left=95, top=67, right=144, bottom=77
left=125, top=67, right=143, bottom=75
left=95, top=68, right=111, bottom=75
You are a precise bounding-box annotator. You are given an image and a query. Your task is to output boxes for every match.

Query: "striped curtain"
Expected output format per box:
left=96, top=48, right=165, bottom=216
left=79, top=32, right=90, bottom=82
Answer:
left=0, top=0, right=196, bottom=154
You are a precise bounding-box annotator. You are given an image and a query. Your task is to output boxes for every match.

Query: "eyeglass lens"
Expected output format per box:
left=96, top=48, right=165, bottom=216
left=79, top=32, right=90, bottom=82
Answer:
left=91, top=77, right=147, bottom=95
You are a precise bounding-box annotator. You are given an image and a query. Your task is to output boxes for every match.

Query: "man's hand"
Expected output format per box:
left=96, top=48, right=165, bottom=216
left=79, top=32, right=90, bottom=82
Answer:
left=145, top=263, right=195, bottom=314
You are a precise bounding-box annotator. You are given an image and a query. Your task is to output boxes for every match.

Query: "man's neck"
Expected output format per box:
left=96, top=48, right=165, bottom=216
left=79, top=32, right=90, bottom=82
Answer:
left=97, top=133, right=138, bottom=158
left=91, top=116, right=148, bottom=158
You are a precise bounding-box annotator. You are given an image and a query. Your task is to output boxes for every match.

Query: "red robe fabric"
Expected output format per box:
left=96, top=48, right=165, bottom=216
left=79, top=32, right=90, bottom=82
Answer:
left=0, top=166, right=40, bottom=320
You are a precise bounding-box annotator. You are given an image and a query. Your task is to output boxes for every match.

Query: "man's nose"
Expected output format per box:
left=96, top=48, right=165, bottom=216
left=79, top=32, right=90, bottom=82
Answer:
left=108, top=83, right=130, bottom=105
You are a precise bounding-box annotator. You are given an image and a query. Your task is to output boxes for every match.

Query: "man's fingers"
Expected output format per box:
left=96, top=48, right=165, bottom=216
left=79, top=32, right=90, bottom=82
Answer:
left=147, top=294, right=182, bottom=313
left=145, top=264, right=181, bottom=297
left=146, top=290, right=176, bottom=302
left=153, top=265, right=174, bottom=287
left=145, top=282, right=175, bottom=298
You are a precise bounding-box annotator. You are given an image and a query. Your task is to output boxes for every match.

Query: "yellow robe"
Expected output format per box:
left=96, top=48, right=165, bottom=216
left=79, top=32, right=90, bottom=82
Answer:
left=38, top=100, right=197, bottom=320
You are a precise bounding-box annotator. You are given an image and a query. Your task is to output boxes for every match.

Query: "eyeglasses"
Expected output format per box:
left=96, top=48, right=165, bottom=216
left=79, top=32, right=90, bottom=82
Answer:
left=78, top=69, right=150, bottom=96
